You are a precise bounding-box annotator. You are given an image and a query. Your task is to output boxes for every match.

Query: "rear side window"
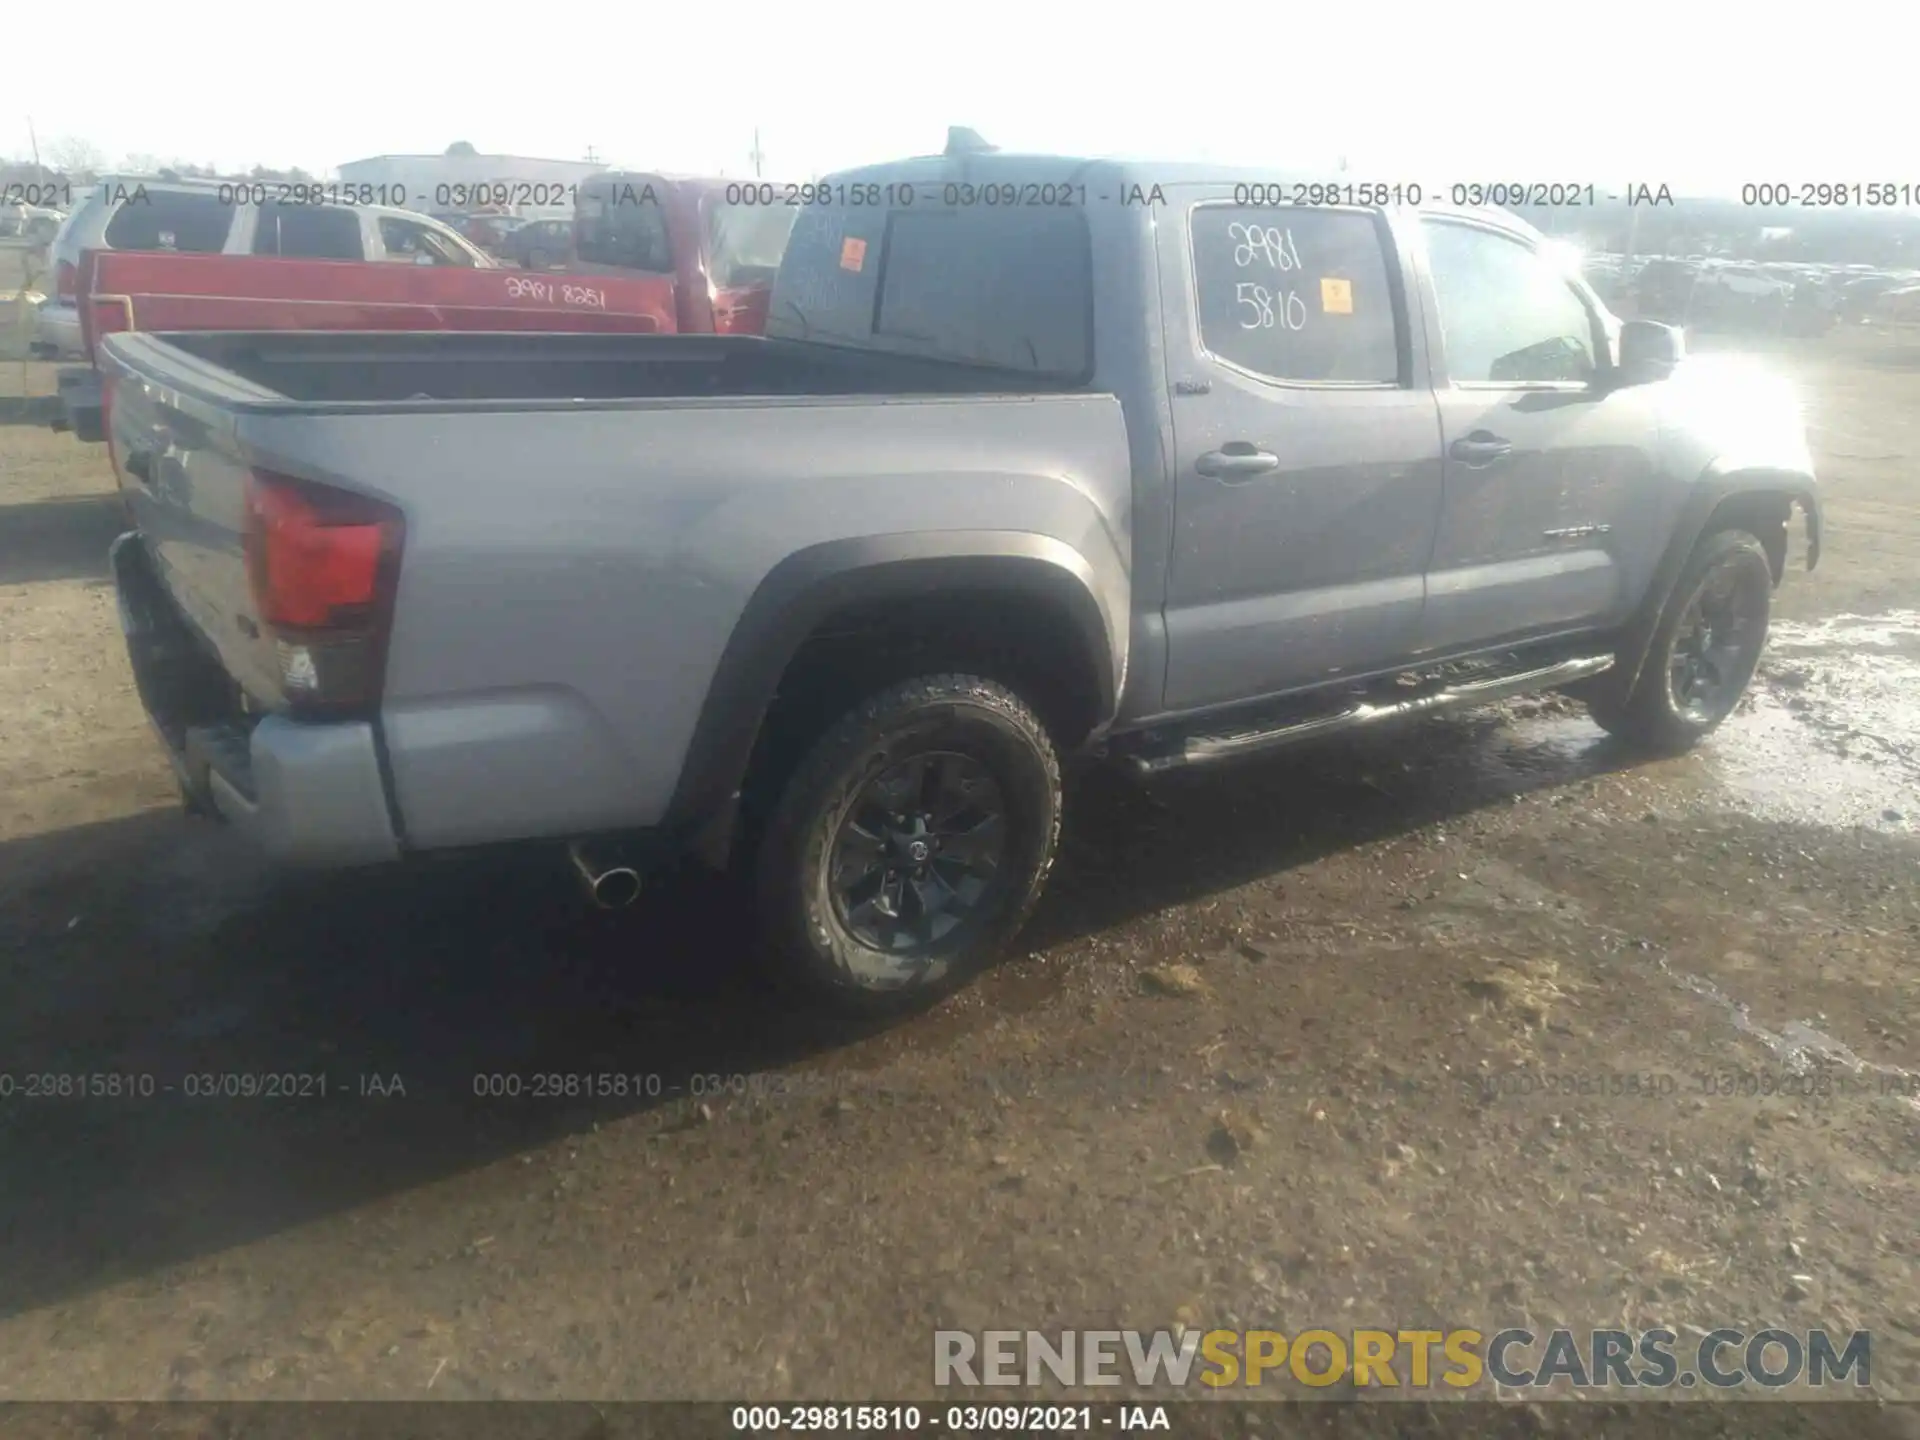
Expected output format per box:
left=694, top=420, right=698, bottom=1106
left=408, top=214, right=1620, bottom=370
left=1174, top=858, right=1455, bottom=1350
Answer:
left=576, top=183, right=673, bottom=271
left=1190, top=206, right=1401, bottom=384
left=254, top=203, right=362, bottom=260
left=870, top=208, right=1092, bottom=378
left=102, top=189, right=234, bottom=252
left=768, top=183, right=1094, bottom=380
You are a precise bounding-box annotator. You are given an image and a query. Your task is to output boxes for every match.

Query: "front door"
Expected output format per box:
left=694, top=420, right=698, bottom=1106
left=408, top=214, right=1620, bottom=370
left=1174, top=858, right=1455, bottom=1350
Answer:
left=1157, top=196, right=1446, bottom=713
left=1413, top=216, right=1664, bottom=655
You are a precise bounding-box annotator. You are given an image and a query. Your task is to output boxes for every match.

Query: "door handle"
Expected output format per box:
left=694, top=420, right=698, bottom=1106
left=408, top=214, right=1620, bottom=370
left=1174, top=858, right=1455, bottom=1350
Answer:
left=1196, top=445, right=1282, bottom=480
left=1449, top=432, right=1512, bottom=465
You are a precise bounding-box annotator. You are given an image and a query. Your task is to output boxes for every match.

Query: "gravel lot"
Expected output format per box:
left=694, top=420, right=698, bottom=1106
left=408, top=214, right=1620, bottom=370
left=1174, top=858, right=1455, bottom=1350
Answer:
left=1, top=243, right=1917, bottom=1433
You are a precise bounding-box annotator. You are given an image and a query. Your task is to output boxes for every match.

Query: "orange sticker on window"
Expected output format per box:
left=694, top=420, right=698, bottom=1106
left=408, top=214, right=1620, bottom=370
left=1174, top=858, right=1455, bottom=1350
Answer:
left=1321, top=277, right=1353, bottom=314
left=840, top=237, right=867, bottom=272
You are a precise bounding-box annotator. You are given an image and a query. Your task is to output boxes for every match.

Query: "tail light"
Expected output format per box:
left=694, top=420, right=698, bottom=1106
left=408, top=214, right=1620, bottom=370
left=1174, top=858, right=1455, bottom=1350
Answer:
left=243, top=469, right=405, bottom=716
left=56, top=260, right=77, bottom=301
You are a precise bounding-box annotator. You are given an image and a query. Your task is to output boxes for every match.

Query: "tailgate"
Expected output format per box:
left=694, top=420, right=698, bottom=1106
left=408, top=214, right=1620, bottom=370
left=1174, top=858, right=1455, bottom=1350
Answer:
left=96, top=333, right=292, bottom=708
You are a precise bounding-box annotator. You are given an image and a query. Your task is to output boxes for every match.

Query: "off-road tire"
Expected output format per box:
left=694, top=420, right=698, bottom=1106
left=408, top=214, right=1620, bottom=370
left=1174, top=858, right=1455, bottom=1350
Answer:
left=755, top=674, right=1062, bottom=1008
left=1589, top=529, right=1774, bottom=752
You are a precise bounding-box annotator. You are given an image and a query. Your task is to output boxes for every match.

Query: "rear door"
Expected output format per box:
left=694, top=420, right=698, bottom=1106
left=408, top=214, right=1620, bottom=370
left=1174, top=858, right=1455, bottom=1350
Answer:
left=1156, top=193, right=1446, bottom=711
left=1411, top=215, right=1663, bottom=654
left=248, top=201, right=365, bottom=260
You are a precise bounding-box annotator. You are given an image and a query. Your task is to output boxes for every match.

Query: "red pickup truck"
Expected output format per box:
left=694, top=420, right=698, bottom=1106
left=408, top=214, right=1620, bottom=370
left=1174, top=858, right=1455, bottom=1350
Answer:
left=53, top=247, right=687, bottom=442
left=571, top=172, right=799, bottom=336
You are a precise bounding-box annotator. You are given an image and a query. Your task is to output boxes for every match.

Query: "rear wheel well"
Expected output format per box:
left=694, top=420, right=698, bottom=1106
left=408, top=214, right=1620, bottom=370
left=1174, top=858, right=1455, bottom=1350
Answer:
left=735, top=588, right=1104, bottom=847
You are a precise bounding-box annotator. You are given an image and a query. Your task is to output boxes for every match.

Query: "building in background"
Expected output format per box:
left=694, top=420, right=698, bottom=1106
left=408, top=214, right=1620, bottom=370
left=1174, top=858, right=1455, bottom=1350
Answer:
left=334, top=143, right=605, bottom=222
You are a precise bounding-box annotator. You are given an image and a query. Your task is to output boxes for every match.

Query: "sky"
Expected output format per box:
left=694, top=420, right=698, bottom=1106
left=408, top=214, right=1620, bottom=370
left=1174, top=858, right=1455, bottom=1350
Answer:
left=12, top=0, right=1912, bottom=196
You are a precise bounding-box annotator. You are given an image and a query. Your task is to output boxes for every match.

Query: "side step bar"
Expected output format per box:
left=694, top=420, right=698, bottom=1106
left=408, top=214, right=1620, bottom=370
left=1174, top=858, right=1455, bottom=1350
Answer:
left=1128, top=654, right=1614, bottom=776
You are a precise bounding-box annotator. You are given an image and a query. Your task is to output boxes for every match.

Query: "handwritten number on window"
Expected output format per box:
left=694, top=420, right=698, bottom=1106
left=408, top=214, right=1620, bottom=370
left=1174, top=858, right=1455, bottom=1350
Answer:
left=1235, top=283, right=1308, bottom=331
left=1228, top=222, right=1302, bottom=272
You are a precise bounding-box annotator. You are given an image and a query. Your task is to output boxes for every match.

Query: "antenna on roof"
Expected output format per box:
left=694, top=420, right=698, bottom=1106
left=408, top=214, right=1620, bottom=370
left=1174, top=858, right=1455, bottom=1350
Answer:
left=944, top=126, right=998, bottom=157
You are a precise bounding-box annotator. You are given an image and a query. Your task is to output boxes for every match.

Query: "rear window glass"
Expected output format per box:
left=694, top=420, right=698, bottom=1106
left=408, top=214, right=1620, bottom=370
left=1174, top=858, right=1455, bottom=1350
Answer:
left=706, top=202, right=798, bottom=291
left=576, top=181, right=672, bottom=272
left=102, top=189, right=233, bottom=252
left=774, top=202, right=1092, bottom=380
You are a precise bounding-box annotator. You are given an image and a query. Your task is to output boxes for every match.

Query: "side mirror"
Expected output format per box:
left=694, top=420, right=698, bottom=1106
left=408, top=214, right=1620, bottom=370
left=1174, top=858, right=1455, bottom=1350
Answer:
left=1617, top=319, right=1683, bottom=383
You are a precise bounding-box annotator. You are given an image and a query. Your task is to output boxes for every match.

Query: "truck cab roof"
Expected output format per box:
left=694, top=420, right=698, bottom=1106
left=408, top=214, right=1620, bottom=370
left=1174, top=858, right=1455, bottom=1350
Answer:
left=818, top=150, right=1543, bottom=240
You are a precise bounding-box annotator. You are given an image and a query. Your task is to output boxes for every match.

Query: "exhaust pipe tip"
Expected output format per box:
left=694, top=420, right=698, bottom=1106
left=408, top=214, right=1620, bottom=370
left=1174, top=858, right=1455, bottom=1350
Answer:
left=569, top=841, right=644, bottom=910
left=589, top=866, right=643, bottom=910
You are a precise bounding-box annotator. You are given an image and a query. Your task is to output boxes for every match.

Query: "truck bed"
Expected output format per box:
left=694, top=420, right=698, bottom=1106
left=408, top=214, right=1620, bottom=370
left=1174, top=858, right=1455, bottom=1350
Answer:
left=95, top=326, right=1132, bottom=859
left=143, top=330, right=1090, bottom=406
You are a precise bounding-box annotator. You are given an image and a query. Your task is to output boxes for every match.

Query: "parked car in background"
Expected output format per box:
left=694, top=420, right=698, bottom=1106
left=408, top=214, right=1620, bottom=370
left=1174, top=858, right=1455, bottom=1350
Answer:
left=34, top=177, right=490, bottom=359
left=502, top=218, right=573, bottom=270
left=1783, top=276, right=1839, bottom=337
left=1, top=201, right=65, bottom=243
left=1633, top=258, right=1701, bottom=321
left=1698, top=263, right=1794, bottom=303
left=48, top=247, right=682, bottom=442
left=571, top=172, right=797, bottom=334
left=1838, top=273, right=1911, bottom=322
left=95, top=144, right=1820, bottom=1008
left=1876, top=285, right=1920, bottom=324
left=1580, top=254, right=1632, bottom=307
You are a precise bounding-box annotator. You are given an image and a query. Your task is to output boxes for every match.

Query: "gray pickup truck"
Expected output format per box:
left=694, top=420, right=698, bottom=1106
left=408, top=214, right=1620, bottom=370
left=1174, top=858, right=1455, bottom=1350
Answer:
left=98, top=141, right=1821, bottom=1006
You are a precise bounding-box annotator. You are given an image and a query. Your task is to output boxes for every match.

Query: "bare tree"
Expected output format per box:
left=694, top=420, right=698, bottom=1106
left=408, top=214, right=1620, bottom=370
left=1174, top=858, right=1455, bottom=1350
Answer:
left=44, top=135, right=107, bottom=177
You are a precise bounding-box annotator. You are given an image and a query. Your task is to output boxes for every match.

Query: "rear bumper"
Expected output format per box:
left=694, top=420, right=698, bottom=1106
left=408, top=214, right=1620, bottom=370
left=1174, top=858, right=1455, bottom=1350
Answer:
left=110, top=532, right=401, bottom=867
left=34, top=299, right=82, bottom=359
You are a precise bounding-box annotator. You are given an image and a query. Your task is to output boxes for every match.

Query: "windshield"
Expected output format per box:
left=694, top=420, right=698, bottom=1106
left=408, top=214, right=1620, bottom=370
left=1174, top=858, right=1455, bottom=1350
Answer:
left=705, top=202, right=799, bottom=290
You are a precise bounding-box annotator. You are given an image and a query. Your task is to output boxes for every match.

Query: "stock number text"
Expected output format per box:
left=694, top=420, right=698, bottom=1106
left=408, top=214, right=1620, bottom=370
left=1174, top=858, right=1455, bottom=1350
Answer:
left=1743, top=182, right=1919, bottom=207
left=1235, top=182, right=1422, bottom=207
left=217, top=182, right=407, bottom=207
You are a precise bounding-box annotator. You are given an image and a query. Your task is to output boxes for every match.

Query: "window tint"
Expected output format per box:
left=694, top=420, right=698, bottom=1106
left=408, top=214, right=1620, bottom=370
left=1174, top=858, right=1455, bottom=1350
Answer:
left=254, top=203, right=362, bottom=260
left=1190, top=206, right=1400, bottom=384
left=378, top=216, right=475, bottom=265
left=575, top=183, right=673, bottom=271
left=102, top=189, right=234, bottom=252
left=870, top=207, right=1091, bottom=378
left=1422, top=221, right=1598, bottom=384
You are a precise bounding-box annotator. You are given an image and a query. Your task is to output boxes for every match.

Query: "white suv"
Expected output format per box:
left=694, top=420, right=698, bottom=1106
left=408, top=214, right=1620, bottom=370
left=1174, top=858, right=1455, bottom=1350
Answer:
left=33, top=176, right=492, bottom=359
left=1700, top=263, right=1794, bottom=301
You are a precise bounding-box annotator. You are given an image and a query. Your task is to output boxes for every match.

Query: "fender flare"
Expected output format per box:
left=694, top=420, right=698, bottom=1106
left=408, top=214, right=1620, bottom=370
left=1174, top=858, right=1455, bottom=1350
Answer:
left=664, top=532, right=1120, bottom=866
left=1610, top=463, right=1821, bottom=701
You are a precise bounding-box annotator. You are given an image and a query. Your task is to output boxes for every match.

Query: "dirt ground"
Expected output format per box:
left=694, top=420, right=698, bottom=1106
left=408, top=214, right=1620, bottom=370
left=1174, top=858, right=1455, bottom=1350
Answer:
left=1, top=242, right=1917, bottom=1433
